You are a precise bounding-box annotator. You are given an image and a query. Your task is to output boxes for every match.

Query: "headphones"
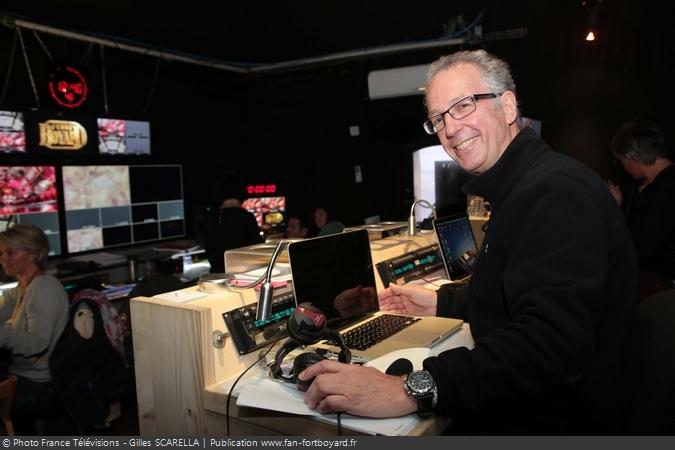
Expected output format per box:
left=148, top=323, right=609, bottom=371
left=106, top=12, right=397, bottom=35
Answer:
left=270, top=302, right=351, bottom=391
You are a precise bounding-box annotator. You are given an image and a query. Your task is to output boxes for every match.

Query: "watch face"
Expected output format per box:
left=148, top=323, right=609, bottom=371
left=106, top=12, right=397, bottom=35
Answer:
left=408, top=371, right=434, bottom=394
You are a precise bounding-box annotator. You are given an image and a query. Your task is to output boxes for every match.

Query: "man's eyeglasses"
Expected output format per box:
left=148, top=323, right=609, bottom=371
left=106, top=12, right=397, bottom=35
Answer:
left=423, top=93, right=500, bottom=135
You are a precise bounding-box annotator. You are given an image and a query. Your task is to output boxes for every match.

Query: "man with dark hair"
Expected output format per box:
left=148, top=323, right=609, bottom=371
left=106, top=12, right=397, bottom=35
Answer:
left=202, top=172, right=262, bottom=273
left=608, top=118, right=675, bottom=291
left=299, top=50, right=637, bottom=434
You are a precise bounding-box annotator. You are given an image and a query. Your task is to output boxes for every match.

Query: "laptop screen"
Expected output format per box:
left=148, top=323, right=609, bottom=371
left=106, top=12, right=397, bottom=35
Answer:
left=288, top=229, right=379, bottom=329
left=433, top=214, right=479, bottom=280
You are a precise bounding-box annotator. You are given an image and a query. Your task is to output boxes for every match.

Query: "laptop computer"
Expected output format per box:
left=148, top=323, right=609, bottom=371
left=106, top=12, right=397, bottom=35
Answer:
left=432, top=214, right=479, bottom=282
left=287, top=229, right=463, bottom=360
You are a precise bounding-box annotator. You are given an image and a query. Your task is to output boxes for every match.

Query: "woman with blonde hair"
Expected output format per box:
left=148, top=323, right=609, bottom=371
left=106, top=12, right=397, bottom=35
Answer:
left=0, top=223, right=69, bottom=433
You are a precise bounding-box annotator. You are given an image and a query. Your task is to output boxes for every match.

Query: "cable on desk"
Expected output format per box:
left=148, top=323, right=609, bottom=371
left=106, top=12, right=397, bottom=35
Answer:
left=423, top=274, right=472, bottom=287
left=421, top=277, right=442, bottom=287
left=226, top=339, right=278, bottom=436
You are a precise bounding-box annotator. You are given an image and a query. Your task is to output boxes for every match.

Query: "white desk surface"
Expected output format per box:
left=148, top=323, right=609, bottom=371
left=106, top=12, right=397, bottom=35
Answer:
left=206, top=323, right=474, bottom=436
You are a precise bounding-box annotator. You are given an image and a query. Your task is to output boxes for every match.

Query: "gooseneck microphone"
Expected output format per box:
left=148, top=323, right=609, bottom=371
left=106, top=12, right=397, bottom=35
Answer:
left=255, top=240, right=288, bottom=322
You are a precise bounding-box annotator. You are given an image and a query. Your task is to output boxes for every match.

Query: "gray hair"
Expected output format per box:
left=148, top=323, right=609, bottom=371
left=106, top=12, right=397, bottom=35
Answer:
left=0, top=223, right=50, bottom=269
left=611, top=118, right=668, bottom=165
left=427, top=49, right=521, bottom=124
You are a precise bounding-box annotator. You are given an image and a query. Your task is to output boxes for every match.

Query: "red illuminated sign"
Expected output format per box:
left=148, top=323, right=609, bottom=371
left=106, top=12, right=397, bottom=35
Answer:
left=48, top=65, right=88, bottom=109
left=246, top=184, right=277, bottom=195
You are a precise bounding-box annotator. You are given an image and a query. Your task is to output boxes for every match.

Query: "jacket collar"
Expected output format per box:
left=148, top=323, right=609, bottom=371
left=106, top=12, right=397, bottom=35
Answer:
left=462, top=127, right=548, bottom=212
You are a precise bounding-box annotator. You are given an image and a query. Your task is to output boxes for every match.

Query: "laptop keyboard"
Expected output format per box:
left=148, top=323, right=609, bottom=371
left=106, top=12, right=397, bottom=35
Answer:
left=329, top=314, right=421, bottom=351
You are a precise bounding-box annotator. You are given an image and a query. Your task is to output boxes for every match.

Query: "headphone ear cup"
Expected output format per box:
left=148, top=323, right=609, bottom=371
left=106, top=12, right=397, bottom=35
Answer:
left=271, top=338, right=299, bottom=382
left=287, top=311, right=325, bottom=345
left=292, top=352, right=325, bottom=392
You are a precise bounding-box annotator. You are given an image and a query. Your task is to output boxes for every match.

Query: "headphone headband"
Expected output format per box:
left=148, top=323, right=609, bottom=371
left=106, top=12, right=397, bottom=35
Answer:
left=271, top=303, right=351, bottom=383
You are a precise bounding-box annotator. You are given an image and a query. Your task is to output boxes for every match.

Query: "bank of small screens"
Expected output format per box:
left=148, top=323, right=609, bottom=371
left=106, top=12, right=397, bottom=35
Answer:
left=241, top=196, right=286, bottom=228
left=0, top=166, right=61, bottom=255
left=62, top=165, right=184, bottom=253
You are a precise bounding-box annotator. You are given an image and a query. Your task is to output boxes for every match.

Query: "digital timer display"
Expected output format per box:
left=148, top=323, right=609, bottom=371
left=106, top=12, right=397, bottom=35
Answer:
left=246, top=184, right=277, bottom=195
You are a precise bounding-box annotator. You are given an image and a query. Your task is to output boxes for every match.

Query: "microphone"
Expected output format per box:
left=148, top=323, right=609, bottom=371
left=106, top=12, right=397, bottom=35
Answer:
left=255, top=240, right=288, bottom=322
left=385, top=358, right=413, bottom=376
left=407, top=199, right=436, bottom=236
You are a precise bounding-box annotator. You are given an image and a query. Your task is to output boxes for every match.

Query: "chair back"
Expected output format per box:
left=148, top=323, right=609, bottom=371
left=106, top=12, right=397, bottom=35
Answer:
left=0, top=375, right=18, bottom=436
left=622, top=288, right=675, bottom=434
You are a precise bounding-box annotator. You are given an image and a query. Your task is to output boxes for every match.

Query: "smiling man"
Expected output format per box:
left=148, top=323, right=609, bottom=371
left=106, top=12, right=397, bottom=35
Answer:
left=299, top=50, right=638, bottom=434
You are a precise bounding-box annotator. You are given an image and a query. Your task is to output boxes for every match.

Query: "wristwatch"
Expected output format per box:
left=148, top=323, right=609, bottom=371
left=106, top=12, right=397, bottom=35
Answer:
left=403, top=370, right=437, bottom=417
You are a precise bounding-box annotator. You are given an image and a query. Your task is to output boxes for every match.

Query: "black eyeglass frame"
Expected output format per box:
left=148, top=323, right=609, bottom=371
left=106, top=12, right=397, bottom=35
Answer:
left=423, top=93, right=500, bottom=135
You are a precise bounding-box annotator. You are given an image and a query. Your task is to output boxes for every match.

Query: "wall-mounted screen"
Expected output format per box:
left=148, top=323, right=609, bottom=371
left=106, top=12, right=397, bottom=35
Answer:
left=62, top=164, right=184, bottom=253
left=241, top=196, right=286, bottom=228
left=412, top=145, right=473, bottom=219
left=97, top=118, right=151, bottom=155
left=0, top=166, right=61, bottom=255
left=0, top=110, right=26, bottom=153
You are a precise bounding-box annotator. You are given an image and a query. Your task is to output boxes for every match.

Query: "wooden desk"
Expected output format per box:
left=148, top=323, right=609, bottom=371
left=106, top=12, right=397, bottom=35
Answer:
left=130, top=232, right=438, bottom=436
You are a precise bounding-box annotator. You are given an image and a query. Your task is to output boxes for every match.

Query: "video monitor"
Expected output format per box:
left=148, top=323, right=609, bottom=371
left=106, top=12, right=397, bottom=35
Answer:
left=0, top=110, right=26, bottom=153
left=0, top=166, right=61, bottom=255
left=241, top=196, right=286, bottom=228
left=97, top=118, right=151, bottom=155
left=62, top=164, right=184, bottom=253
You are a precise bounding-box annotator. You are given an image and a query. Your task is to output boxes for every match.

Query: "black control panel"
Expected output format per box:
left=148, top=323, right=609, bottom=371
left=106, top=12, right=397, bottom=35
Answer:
left=376, top=244, right=444, bottom=288
left=222, top=291, right=296, bottom=355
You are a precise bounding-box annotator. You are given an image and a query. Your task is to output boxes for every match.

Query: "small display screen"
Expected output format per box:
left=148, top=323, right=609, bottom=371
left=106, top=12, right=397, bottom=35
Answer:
left=241, top=196, right=286, bottom=228
left=253, top=306, right=295, bottom=329
left=391, top=251, right=440, bottom=277
left=433, top=215, right=478, bottom=280
left=0, top=165, right=61, bottom=255
left=0, top=166, right=58, bottom=215
left=0, top=110, right=26, bottom=153
left=97, top=118, right=151, bottom=155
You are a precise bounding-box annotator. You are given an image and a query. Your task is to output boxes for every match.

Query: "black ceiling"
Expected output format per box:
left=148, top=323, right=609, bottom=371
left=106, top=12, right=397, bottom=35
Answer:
left=1, top=0, right=509, bottom=63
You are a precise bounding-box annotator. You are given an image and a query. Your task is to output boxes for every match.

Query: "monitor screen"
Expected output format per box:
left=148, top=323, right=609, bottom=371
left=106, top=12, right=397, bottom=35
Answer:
left=0, top=166, right=61, bottom=255
left=0, top=110, right=26, bottom=153
left=412, top=145, right=472, bottom=218
left=241, top=196, right=286, bottom=228
left=433, top=214, right=478, bottom=281
left=62, top=164, right=184, bottom=253
left=97, top=118, right=151, bottom=155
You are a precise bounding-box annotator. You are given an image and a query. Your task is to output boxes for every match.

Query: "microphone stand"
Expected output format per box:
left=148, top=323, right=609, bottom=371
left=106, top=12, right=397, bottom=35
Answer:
left=407, top=199, right=436, bottom=236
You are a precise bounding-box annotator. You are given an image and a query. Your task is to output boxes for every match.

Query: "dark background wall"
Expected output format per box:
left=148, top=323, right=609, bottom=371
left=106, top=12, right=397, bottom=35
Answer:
left=1, top=0, right=673, bottom=239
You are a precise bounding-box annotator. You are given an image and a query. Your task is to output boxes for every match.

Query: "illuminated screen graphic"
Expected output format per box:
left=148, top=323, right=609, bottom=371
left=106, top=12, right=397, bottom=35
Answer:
left=433, top=215, right=478, bottom=280
left=241, top=196, right=286, bottom=228
left=0, top=110, right=26, bottom=153
left=63, top=164, right=184, bottom=253
left=0, top=165, right=61, bottom=255
left=97, top=118, right=151, bottom=155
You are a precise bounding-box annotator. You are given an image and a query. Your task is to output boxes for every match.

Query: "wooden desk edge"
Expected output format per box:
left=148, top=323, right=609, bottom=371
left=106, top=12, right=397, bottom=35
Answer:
left=203, top=384, right=448, bottom=436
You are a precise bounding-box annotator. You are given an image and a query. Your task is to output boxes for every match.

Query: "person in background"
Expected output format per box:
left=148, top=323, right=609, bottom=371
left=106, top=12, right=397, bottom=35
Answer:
left=608, top=118, right=675, bottom=297
left=0, top=224, right=69, bottom=434
left=202, top=172, right=263, bottom=273
left=299, top=49, right=637, bottom=434
left=310, top=206, right=345, bottom=237
left=285, top=214, right=309, bottom=239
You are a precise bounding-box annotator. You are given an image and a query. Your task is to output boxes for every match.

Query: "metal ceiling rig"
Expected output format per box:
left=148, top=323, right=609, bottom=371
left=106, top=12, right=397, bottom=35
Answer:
left=1, top=12, right=527, bottom=76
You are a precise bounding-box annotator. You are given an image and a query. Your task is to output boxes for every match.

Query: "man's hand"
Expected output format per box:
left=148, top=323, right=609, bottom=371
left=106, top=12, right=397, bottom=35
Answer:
left=606, top=180, right=623, bottom=206
left=299, top=360, right=416, bottom=418
left=333, top=285, right=378, bottom=317
left=378, top=284, right=437, bottom=317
